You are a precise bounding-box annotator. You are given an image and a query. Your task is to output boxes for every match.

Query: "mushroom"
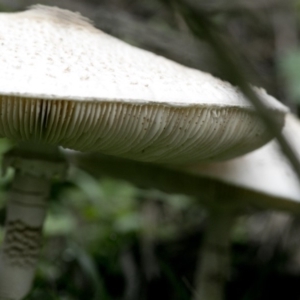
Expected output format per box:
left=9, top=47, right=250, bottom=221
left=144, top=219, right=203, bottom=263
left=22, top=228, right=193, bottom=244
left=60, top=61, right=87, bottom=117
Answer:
left=186, top=113, right=300, bottom=300
left=0, top=5, right=288, bottom=300
left=183, top=113, right=300, bottom=202
left=70, top=113, right=300, bottom=300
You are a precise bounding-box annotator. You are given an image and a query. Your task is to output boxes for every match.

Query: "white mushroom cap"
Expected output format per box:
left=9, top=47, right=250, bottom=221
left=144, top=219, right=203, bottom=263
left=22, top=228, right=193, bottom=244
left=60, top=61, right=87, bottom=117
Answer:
left=0, top=5, right=288, bottom=163
left=182, top=114, right=300, bottom=202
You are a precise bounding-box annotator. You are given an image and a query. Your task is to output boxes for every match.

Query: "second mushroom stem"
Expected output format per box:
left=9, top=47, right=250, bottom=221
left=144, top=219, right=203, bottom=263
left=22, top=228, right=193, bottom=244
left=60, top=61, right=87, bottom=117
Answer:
left=193, top=208, right=236, bottom=300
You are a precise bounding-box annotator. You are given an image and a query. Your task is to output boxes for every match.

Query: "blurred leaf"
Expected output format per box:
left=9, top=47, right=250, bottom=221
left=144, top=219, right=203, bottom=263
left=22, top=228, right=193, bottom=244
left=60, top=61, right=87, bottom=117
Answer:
left=280, top=50, right=300, bottom=102
left=114, top=212, right=141, bottom=233
left=68, top=168, right=104, bottom=204
left=165, top=194, right=193, bottom=209
left=68, top=242, right=110, bottom=300
left=44, top=211, right=76, bottom=236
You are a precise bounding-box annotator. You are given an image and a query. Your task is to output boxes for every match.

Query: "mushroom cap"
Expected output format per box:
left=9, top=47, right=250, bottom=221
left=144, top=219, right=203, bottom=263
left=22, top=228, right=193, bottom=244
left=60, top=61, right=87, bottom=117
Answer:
left=182, top=114, right=300, bottom=202
left=0, top=5, right=287, bottom=163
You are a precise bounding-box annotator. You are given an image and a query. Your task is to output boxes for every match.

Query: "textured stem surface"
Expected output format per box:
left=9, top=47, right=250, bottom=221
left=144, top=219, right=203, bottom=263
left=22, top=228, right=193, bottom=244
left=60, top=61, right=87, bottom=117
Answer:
left=0, top=172, right=50, bottom=300
left=193, top=209, right=236, bottom=300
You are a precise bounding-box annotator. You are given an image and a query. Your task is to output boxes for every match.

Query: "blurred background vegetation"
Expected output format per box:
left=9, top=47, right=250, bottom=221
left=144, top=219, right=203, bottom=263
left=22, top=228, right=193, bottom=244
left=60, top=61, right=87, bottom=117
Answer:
left=1, top=0, right=300, bottom=299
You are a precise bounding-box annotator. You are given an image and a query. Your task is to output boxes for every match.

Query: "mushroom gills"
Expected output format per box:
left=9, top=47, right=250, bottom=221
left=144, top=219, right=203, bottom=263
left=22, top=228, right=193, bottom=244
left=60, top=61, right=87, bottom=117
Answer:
left=0, top=96, right=285, bottom=164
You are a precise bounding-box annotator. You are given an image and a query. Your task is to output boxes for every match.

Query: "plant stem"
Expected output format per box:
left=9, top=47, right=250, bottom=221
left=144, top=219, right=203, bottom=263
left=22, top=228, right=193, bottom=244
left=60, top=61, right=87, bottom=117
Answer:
left=193, top=208, right=236, bottom=300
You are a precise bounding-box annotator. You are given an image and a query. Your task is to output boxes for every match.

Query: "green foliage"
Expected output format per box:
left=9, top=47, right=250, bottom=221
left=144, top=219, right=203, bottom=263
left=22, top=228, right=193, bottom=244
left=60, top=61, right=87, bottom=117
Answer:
left=21, top=166, right=200, bottom=299
left=280, top=50, right=300, bottom=102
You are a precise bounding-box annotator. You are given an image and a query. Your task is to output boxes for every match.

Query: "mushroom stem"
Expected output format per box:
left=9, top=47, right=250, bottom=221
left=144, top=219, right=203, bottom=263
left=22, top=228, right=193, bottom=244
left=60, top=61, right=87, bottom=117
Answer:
left=0, top=172, right=49, bottom=300
left=0, top=143, right=67, bottom=300
left=193, top=208, right=236, bottom=300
